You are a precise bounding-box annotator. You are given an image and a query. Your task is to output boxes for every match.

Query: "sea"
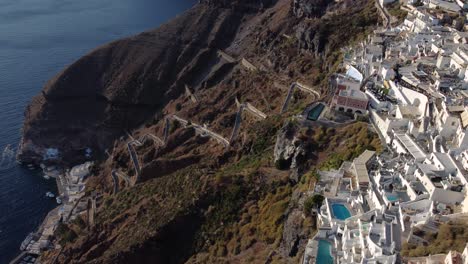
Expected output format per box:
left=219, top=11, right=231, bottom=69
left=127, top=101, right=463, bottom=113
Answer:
left=0, top=0, right=195, bottom=262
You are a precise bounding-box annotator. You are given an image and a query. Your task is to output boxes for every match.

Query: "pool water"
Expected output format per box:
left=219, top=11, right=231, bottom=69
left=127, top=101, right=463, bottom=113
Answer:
left=316, top=240, right=333, bottom=264
left=307, top=103, right=325, bottom=121
left=331, top=204, right=351, bottom=220
left=386, top=193, right=399, bottom=202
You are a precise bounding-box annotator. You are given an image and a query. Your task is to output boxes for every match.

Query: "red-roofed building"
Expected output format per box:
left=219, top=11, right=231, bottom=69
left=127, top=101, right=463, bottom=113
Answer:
left=333, top=89, right=369, bottom=114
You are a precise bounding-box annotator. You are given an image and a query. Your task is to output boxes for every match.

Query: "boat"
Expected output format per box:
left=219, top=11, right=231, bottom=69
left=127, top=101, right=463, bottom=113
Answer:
left=20, top=233, right=34, bottom=251
left=45, top=192, right=55, bottom=198
left=56, top=197, right=62, bottom=204
left=43, top=174, right=50, bottom=180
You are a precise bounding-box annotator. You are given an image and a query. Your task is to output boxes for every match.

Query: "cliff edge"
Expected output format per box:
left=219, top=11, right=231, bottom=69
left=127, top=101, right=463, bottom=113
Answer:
left=18, top=1, right=261, bottom=165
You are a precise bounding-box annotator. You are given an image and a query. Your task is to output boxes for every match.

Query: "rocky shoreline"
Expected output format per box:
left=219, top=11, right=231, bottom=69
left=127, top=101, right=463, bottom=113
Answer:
left=11, top=160, right=93, bottom=263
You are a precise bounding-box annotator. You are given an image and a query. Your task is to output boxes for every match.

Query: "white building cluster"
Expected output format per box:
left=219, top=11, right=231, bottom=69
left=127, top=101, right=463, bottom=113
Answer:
left=304, top=1, right=468, bottom=263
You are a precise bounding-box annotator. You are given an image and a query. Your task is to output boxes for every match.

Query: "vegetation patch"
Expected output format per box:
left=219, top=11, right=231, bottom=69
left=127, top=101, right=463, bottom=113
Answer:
left=386, top=2, right=408, bottom=24
left=314, top=122, right=382, bottom=170
left=56, top=222, right=78, bottom=246
left=197, top=182, right=292, bottom=261
left=401, top=221, right=468, bottom=257
left=304, top=194, right=324, bottom=216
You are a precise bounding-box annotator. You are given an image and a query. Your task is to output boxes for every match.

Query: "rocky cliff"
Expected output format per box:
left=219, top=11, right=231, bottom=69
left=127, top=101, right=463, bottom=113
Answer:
left=23, top=0, right=381, bottom=263
left=18, top=1, right=252, bottom=165
left=18, top=0, right=378, bottom=165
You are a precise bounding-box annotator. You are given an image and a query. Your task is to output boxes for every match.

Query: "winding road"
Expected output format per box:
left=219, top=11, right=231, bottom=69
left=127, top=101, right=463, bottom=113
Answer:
left=230, top=98, right=267, bottom=143
left=280, top=82, right=321, bottom=114
left=170, top=114, right=230, bottom=147
left=126, top=132, right=166, bottom=182
left=117, top=113, right=230, bottom=194
left=217, top=50, right=237, bottom=63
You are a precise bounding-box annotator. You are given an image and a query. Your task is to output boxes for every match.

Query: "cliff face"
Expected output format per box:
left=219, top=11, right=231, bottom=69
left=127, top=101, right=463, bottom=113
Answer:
left=292, top=0, right=333, bottom=18
left=18, top=2, right=250, bottom=165
left=19, top=0, right=373, bottom=165
left=25, top=0, right=381, bottom=263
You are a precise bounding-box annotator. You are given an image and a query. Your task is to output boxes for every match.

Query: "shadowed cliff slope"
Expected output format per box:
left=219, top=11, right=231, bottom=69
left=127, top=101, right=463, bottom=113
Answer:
left=19, top=2, right=249, bottom=164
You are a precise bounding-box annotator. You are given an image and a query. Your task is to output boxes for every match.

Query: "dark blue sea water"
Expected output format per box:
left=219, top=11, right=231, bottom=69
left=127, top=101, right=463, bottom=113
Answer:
left=0, top=0, right=195, bottom=262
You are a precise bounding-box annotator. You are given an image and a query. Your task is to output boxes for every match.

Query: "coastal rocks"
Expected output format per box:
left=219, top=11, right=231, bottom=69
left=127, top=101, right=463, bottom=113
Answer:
left=274, top=121, right=306, bottom=182
left=16, top=139, right=47, bottom=165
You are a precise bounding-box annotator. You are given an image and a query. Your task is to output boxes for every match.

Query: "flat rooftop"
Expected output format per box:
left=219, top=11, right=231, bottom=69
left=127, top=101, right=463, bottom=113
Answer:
left=395, top=133, right=426, bottom=161
left=339, top=89, right=368, bottom=100
left=353, top=150, right=376, bottom=185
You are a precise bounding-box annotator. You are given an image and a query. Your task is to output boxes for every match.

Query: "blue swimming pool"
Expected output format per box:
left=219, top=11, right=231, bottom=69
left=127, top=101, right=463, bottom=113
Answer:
left=386, top=193, right=399, bottom=202
left=316, top=240, right=333, bottom=264
left=331, top=204, right=351, bottom=220
left=307, top=103, right=325, bottom=121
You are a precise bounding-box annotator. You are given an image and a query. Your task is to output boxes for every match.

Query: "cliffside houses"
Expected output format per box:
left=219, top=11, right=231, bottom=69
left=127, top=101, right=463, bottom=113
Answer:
left=304, top=1, right=468, bottom=263
left=361, top=0, right=468, bottom=217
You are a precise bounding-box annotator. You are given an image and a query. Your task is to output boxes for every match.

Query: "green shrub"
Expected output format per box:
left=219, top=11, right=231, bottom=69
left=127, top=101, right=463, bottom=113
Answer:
left=170, top=120, right=180, bottom=133
left=309, top=169, right=320, bottom=182
left=56, top=222, right=77, bottom=245
left=72, top=216, right=86, bottom=230
left=304, top=194, right=324, bottom=216
left=356, top=115, right=369, bottom=122
left=319, top=153, right=344, bottom=170
left=385, top=2, right=408, bottom=23
left=275, top=158, right=290, bottom=170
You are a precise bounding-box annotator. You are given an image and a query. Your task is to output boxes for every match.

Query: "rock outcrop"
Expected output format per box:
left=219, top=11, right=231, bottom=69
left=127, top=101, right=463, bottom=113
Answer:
left=274, top=121, right=307, bottom=182
left=292, top=0, right=332, bottom=18
left=279, top=189, right=314, bottom=258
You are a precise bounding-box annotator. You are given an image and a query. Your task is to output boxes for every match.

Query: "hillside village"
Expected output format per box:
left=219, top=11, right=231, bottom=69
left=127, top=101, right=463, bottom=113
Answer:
left=303, top=0, right=468, bottom=263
